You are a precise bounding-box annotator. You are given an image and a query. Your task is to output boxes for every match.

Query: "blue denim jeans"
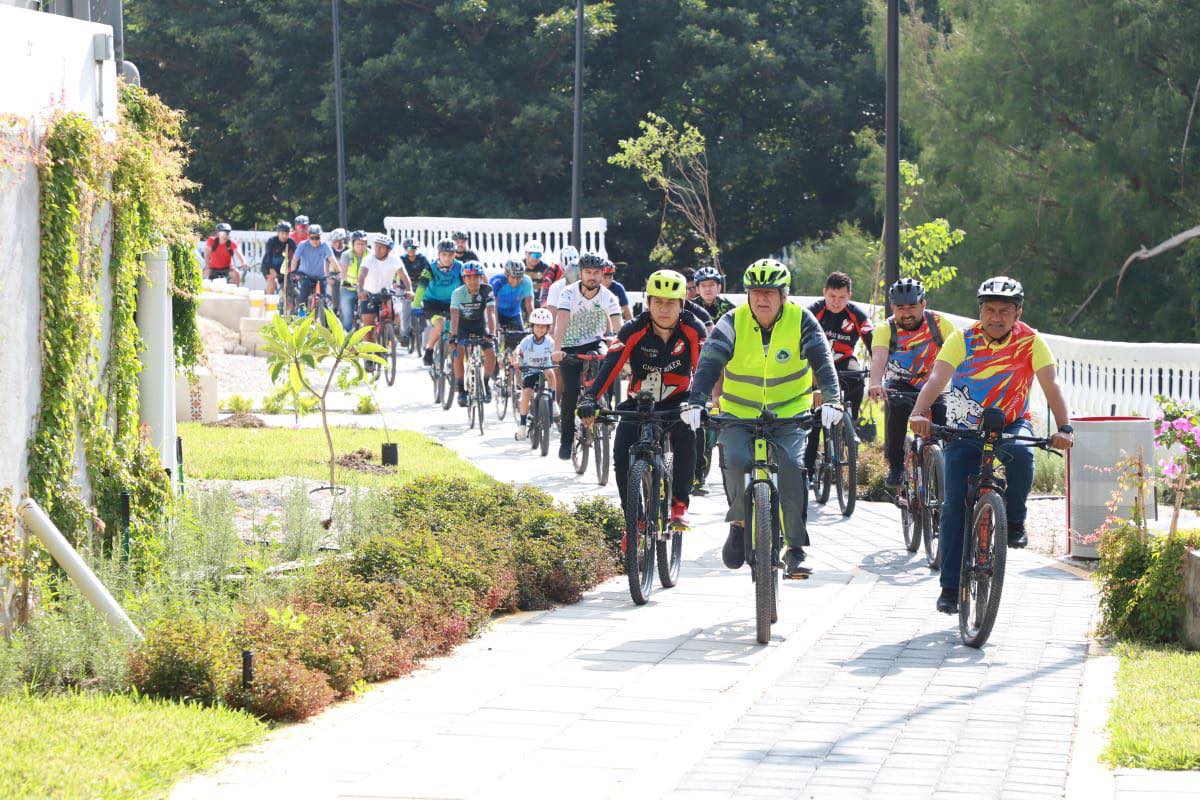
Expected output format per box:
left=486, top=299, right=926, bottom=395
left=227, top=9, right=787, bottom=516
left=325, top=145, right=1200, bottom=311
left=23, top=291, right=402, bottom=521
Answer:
left=938, top=420, right=1034, bottom=590
left=338, top=285, right=357, bottom=331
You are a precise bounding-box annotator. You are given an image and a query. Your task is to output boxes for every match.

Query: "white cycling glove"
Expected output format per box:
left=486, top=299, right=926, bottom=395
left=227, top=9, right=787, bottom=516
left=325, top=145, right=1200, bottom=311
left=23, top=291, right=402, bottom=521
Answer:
left=820, top=403, right=844, bottom=429
left=680, top=405, right=704, bottom=431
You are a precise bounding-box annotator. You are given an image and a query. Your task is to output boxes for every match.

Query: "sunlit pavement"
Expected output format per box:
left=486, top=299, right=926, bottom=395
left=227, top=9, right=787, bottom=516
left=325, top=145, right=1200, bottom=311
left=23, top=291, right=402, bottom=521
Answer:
left=174, top=352, right=1102, bottom=800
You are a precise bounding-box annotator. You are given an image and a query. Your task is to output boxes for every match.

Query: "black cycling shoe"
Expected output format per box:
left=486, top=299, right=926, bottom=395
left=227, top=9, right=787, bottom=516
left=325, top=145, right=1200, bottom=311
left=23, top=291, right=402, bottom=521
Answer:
left=483, top=384, right=493, bottom=403
left=457, top=392, right=468, bottom=408
left=936, top=587, right=958, bottom=614
left=422, top=349, right=434, bottom=366
left=557, top=442, right=572, bottom=461
left=783, top=547, right=812, bottom=579
left=722, top=525, right=746, bottom=570
left=400, top=334, right=411, bottom=348
left=364, top=360, right=376, bottom=374
left=1007, top=524, right=1028, bottom=549
left=884, top=466, right=904, bottom=490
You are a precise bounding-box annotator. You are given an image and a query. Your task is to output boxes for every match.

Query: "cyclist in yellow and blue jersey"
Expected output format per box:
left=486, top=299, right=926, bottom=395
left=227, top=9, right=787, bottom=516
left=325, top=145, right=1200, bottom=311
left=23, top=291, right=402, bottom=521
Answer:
left=416, top=239, right=464, bottom=366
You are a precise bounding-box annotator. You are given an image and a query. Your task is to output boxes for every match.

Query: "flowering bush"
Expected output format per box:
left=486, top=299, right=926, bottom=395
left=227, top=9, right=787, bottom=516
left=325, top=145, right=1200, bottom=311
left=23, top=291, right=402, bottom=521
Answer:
left=1154, top=396, right=1200, bottom=528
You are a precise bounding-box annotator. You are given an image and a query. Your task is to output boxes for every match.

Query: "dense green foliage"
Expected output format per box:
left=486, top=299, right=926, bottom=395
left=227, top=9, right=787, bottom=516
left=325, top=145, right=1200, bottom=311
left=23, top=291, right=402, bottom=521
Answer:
left=876, top=0, right=1200, bottom=340
left=1096, top=524, right=1200, bottom=644
left=126, top=0, right=879, bottom=283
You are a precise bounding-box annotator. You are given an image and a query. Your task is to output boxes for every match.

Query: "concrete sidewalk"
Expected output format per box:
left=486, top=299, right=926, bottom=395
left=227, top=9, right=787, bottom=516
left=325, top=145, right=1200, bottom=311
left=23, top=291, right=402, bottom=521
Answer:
left=173, top=353, right=1146, bottom=800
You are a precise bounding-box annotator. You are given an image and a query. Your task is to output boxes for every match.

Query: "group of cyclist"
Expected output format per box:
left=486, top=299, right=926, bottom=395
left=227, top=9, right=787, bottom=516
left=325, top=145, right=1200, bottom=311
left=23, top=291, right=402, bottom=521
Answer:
left=208, top=216, right=1077, bottom=615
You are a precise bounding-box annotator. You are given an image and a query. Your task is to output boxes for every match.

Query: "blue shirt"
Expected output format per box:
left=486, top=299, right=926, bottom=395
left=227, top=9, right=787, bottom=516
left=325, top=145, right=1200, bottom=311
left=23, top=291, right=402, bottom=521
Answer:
left=490, top=274, right=534, bottom=321
left=293, top=240, right=335, bottom=279
left=608, top=280, right=629, bottom=308
left=418, top=259, right=464, bottom=305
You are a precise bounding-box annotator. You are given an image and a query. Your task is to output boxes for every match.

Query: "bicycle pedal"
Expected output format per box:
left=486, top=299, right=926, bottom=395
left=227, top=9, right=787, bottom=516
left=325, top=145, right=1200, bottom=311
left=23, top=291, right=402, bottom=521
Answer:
left=783, top=567, right=813, bottom=580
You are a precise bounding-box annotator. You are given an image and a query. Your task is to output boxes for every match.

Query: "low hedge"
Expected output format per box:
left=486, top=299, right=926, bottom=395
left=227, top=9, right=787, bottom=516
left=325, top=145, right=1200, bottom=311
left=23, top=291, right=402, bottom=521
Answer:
left=129, top=479, right=620, bottom=721
left=1096, top=523, right=1200, bottom=644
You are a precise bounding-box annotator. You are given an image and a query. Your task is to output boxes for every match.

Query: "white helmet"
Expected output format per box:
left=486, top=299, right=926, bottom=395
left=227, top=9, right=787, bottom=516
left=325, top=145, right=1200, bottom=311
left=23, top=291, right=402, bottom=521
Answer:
left=523, top=239, right=545, bottom=255
left=329, top=227, right=348, bottom=243
left=529, top=308, right=554, bottom=326
left=559, top=245, right=579, bottom=268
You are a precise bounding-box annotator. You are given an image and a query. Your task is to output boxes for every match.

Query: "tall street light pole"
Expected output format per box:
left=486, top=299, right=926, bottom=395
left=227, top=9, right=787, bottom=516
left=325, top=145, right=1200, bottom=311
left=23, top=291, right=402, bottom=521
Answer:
left=570, top=0, right=584, bottom=250
left=332, top=0, right=348, bottom=229
left=884, top=0, right=900, bottom=304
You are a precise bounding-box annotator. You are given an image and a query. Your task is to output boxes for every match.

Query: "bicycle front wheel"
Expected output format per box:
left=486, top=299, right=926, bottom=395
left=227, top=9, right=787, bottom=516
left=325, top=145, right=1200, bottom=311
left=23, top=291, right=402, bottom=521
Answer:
left=752, top=481, right=775, bottom=645
left=494, top=370, right=509, bottom=421
left=815, top=431, right=832, bottom=505
left=384, top=324, right=398, bottom=386
left=431, top=339, right=444, bottom=404
left=657, top=445, right=681, bottom=588
left=922, top=443, right=944, bottom=569
left=835, top=420, right=857, bottom=517
left=538, top=394, right=552, bottom=456
left=594, top=423, right=611, bottom=486
left=572, top=427, right=590, bottom=475
left=440, top=345, right=455, bottom=411
left=626, top=459, right=657, bottom=605
left=960, top=491, right=1008, bottom=648
left=475, top=368, right=486, bottom=435
left=901, top=446, right=920, bottom=552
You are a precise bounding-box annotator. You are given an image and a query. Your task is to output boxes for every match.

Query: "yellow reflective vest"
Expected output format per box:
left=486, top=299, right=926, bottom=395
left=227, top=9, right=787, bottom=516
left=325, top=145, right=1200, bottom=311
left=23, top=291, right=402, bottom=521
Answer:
left=343, top=252, right=364, bottom=288
left=720, top=304, right=814, bottom=419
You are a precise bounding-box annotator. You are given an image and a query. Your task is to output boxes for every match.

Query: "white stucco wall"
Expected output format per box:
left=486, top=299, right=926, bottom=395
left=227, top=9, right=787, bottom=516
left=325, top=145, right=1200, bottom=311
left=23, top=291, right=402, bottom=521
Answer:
left=0, top=6, right=119, bottom=497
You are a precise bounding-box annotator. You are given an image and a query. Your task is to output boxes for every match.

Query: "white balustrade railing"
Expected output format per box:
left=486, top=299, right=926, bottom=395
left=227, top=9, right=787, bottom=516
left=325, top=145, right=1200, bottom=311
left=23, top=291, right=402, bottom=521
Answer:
left=383, top=216, right=607, bottom=268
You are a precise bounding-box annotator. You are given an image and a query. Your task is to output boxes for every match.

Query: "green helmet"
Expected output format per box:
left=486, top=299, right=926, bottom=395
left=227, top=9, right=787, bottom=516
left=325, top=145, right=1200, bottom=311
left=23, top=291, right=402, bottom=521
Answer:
left=743, top=258, right=790, bottom=290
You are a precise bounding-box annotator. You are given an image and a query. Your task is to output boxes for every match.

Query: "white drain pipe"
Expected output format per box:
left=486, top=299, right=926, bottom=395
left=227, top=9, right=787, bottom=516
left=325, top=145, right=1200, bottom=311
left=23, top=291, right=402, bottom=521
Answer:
left=17, top=498, right=142, bottom=641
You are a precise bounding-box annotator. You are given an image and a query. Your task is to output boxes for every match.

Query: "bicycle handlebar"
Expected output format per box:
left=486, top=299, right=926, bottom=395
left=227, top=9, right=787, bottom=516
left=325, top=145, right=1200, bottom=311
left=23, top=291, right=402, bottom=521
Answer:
left=704, top=411, right=814, bottom=431
left=930, top=424, right=1063, bottom=455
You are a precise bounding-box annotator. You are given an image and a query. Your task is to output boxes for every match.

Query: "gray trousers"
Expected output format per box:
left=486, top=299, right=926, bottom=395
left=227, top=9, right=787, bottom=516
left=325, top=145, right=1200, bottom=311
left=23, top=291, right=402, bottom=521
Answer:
left=718, top=424, right=810, bottom=548
left=398, top=297, right=414, bottom=338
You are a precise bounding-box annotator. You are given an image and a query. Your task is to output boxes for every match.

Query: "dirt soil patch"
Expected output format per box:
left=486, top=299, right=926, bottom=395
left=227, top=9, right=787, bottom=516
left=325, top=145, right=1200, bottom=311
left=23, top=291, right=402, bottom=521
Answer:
left=208, top=412, right=266, bottom=429
left=335, top=448, right=395, bottom=475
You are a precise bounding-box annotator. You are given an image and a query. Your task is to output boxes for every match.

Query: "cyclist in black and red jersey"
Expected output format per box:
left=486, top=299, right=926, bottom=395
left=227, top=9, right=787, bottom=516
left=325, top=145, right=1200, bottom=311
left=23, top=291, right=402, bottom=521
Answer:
left=577, top=269, right=705, bottom=529
left=805, top=271, right=874, bottom=477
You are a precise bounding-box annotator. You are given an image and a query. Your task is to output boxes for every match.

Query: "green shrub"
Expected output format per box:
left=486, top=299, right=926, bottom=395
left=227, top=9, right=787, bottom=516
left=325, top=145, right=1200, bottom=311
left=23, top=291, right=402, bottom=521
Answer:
left=128, top=614, right=233, bottom=704
left=1096, top=524, right=1200, bottom=643
left=354, top=394, right=379, bottom=415
left=221, top=394, right=254, bottom=414
left=223, top=655, right=335, bottom=722
left=1033, top=447, right=1066, bottom=494
left=856, top=442, right=890, bottom=502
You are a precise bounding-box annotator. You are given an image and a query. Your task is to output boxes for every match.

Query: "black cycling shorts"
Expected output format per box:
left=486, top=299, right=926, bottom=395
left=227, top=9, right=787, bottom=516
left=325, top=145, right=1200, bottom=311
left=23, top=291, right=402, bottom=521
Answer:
left=455, top=321, right=494, bottom=349
left=421, top=299, right=452, bottom=318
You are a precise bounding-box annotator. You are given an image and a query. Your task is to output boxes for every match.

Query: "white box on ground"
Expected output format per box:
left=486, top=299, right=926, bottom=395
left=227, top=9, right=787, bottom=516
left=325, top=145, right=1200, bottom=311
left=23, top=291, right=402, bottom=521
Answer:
left=1066, top=416, right=1156, bottom=558
left=175, top=367, right=218, bottom=424
left=239, top=317, right=271, bottom=356
left=198, top=292, right=251, bottom=331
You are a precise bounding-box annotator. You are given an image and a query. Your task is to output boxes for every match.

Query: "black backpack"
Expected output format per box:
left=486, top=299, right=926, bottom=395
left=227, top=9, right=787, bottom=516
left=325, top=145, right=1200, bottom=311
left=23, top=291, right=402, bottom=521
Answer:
left=888, top=311, right=944, bottom=354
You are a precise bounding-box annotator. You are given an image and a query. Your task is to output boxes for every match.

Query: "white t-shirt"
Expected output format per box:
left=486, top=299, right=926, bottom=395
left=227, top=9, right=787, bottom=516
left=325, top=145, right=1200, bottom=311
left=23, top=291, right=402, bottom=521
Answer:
left=546, top=277, right=567, bottom=310
left=556, top=282, right=620, bottom=348
left=517, top=333, right=555, bottom=370
left=360, top=253, right=403, bottom=294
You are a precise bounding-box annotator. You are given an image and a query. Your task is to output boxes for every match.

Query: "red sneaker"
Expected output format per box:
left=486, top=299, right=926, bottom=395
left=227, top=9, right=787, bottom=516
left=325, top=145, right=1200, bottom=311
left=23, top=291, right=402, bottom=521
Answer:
left=669, top=499, right=690, bottom=530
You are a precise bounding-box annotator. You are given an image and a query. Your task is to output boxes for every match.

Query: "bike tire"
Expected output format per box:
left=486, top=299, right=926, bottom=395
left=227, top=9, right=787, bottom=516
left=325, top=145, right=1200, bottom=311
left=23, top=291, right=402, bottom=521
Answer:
left=752, top=481, right=775, bottom=645
left=901, top=448, right=921, bottom=552
left=657, top=446, right=681, bottom=588
left=626, top=459, right=657, bottom=605
left=922, top=443, right=944, bottom=570
left=815, top=430, right=832, bottom=505
left=431, top=338, right=444, bottom=404
left=572, top=427, right=589, bottom=475
left=494, top=371, right=508, bottom=421
left=959, top=491, right=1007, bottom=649
left=537, top=394, right=552, bottom=457
left=384, top=324, right=398, bottom=386
left=836, top=420, right=857, bottom=517
left=595, top=423, right=611, bottom=486
left=440, top=343, right=455, bottom=411
left=475, top=366, right=486, bottom=435
left=529, top=403, right=541, bottom=451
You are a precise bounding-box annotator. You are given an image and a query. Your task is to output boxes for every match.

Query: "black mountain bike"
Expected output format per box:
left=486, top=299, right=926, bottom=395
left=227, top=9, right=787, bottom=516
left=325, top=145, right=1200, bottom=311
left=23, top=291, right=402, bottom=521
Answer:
left=889, top=391, right=945, bottom=568
left=461, top=334, right=491, bottom=435
left=931, top=410, right=1061, bottom=648
left=598, top=393, right=684, bottom=605
left=564, top=353, right=613, bottom=486
left=525, top=368, right=555, bottom=457
left=408, top=305, right=426, bottom=356
left=811, top=369, right=866, bottom=517
left=708, top=411, right=814, bottom=644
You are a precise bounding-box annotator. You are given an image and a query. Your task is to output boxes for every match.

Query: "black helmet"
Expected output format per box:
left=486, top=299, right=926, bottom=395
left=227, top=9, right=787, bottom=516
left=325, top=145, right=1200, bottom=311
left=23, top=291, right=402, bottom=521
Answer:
left=889, top=277, right=925, bottom=306
left=350, top=229, right=368, bottom=242
left=276, top=221, right=292, bottom=233
left=452, top=231, right=468, bottom=241
left=579, top=253, right=606, bottom=270
left=977, top=276, right=1024, bottom=306
left=437, top=239, right=455, bottom=253
left=402, top=238, right=418, bottom=249
left=694, top=266, right=723, bottom=285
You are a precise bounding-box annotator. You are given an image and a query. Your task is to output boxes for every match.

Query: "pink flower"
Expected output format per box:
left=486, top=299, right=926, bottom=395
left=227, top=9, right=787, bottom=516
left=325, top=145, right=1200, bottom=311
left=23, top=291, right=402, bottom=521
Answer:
left=1157, top=421, right=1171, bottom=437
left=1173, top=417, right=1196, bottom=433
left=1160, top=458, right=1183, bottom=479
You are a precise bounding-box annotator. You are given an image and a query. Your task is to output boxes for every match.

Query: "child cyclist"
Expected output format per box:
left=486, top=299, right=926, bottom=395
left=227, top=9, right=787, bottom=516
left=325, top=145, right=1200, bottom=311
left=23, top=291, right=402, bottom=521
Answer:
left=513, top=307, right=558, bottom=440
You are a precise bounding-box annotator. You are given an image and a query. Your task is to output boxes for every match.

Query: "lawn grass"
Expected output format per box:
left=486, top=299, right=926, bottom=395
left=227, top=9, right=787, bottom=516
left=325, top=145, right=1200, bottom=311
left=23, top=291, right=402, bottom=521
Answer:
left=178, top=423, right=488, bottom=487
left=0, top=691, right=266, bottom=799
left=1104, top=641, right=1200, bottom=770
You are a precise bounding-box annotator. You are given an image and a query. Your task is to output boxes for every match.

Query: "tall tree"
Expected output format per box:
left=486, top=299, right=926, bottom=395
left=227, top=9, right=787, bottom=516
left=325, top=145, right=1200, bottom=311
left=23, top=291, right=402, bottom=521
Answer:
left=873, top=0, right=1200, bottom=341
left=125, top=0, right=880, bottom=286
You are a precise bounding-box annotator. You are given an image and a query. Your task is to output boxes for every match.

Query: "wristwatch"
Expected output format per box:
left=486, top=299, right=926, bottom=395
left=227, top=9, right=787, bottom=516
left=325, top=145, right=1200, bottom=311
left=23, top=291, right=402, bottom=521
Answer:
left=1058, top=424, right=1074, bottom=435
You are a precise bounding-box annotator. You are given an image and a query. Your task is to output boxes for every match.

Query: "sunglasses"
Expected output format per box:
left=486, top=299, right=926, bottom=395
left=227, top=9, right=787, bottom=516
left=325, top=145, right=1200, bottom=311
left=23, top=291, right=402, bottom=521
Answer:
left=308, top=235, right=321, bottom=241
left=529, top=252, right=542, bottom=259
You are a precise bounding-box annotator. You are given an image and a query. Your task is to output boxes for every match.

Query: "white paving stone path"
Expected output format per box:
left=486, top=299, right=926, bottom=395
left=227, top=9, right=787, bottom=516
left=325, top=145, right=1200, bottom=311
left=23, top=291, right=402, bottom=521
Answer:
left=171, top=352, right=1175, bottom=800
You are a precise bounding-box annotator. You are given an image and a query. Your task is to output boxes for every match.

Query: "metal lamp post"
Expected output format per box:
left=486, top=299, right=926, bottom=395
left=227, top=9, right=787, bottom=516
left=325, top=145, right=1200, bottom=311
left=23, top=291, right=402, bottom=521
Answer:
left=570, top=0, right=584, bottom=250
left=332, top=0, right=348, bottom=229
left=884, top=0, right=900, bottom=302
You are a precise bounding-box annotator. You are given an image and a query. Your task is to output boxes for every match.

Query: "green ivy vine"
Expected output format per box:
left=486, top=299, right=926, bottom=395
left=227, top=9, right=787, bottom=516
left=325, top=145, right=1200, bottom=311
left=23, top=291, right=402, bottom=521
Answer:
left=28, top=84, right=198, bottom=574
left=171, top=242, right=204, bottom=372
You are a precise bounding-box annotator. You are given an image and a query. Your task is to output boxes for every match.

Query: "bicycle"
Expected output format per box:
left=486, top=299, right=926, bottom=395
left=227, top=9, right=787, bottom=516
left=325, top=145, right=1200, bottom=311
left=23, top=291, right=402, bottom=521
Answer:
left=563, top=352, right=612, bottom=486
left=408, top=306, right=426, bottom=356
left=523, top=368, right=555, bottom=457
left=493, top=327, right=525, bottom=422
left=707, top=411, right=814, bottom=644
left=427, top=318, right=454, bottom=409
left=460, top=334, right=491, bottom=435
left=931, top=410, right=1061, bottom=648
left=368, top=289, right=399, bottom=386
left=810, top=368, right=867, bottom=517
left=887, top=391, right=945, bottom=568
left=597, top=393, right=683, bottom=605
